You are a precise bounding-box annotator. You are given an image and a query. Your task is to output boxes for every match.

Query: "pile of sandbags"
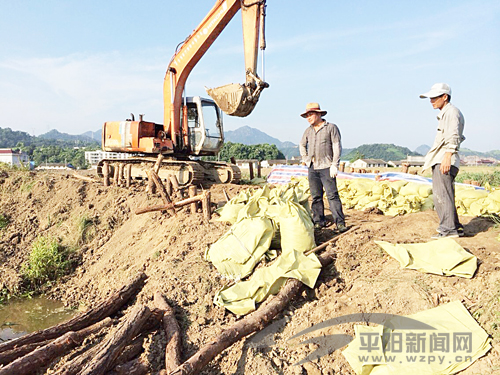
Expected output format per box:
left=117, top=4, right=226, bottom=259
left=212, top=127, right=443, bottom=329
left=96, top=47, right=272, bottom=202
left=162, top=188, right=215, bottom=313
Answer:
left=206, top=178, right=322, bottom=315
left=337, top=178, right=499, bottom=216
left=337, top=179, right=434, bottom=216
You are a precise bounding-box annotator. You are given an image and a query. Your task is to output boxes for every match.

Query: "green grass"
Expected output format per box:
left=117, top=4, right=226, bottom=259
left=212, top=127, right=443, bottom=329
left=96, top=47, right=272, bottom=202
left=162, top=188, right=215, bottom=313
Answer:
left=21, top=236, right=72, bottom=290
left=76, top=215, right=97, bottom=245
left=0, top=214, right=9, bottom=230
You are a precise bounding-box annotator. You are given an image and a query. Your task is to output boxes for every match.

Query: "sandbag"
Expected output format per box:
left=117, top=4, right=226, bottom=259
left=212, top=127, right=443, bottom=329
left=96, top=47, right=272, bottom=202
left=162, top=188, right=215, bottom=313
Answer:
left=206, top=216, right=275, bottom=280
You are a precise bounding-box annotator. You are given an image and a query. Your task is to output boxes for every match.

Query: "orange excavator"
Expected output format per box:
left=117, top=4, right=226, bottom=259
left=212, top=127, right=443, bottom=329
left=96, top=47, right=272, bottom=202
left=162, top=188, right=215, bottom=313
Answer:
left=98, top=0, right=268, bottom=187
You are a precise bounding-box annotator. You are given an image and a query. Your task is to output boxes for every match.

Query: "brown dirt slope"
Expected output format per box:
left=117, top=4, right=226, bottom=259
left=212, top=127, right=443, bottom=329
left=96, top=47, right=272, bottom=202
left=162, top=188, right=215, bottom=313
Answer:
left=1, top=170, right=499, bottom=374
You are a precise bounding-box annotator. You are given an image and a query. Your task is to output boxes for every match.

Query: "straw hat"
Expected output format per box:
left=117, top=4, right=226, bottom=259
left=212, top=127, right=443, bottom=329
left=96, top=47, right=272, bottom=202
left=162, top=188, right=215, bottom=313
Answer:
left=300, top=102, right=327, bottom=118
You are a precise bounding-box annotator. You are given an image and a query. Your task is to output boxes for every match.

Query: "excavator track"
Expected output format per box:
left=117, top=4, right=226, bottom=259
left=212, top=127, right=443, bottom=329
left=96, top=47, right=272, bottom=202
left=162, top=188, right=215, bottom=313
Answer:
left=97, top=156, right=241, bottom=187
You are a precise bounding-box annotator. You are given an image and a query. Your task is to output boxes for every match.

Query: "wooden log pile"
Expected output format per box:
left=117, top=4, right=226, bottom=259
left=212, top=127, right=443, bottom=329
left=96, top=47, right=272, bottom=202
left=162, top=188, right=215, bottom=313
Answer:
left=0, top=227, right=356, bottom=375
left=136, top=168, right=212, bottom=222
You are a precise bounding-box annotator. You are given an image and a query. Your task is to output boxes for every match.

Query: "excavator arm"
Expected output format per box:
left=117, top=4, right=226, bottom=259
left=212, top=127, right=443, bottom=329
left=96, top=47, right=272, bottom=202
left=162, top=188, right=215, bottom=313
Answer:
left=164, top=0, right=268, bottom=148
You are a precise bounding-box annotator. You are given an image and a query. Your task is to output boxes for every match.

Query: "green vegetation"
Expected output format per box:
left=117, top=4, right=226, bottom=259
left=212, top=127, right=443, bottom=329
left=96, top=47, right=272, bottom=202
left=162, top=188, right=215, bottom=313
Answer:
left=456, top=170, right=500, bottom=187
left=0, top=126, right=99, bottom=169
left=349, top=151, right=365, bottom=163
left=344, top=143, right=421, bottom=162
left=76, top=215, right=97, bottom=245
left=21, top=236, right=72, bottom=290
left=206, top=142, right=285, bottom=162
left=0, top=213, right=9, bottom=229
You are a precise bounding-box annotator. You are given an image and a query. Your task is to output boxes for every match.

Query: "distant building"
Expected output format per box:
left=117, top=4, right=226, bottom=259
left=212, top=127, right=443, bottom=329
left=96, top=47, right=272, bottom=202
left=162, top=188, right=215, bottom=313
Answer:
left=0, top=148, right=29, bottom=167
left=261, top=159, right=301, bottom=168
left=84, top=150, right=132, bottom=166
left=350, top=159, right=388, bottom=169
left=462, top=155, right=498, bottom=166
left=388, top=155, right=425, bottom=168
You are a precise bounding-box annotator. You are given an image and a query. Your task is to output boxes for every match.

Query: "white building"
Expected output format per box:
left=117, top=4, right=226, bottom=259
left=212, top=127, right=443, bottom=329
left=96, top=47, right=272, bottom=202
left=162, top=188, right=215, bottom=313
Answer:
left=84, top=150, right=132, bottom=166
left=350, top=158, right=388, bottom=169
left=0, top=149, right=29, bottom=167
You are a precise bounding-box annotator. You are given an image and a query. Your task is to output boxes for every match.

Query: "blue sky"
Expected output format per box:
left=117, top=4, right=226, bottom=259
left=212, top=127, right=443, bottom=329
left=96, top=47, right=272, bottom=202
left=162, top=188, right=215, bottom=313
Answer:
left=1, top=0, right=499, bottom=151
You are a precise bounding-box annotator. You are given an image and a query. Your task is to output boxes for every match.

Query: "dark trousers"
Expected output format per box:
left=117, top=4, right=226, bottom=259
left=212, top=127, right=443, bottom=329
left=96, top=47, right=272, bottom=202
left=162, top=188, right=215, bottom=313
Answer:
left=308, top=167, right=345, bottom=226
left=432, top=164, right=461, bottom=235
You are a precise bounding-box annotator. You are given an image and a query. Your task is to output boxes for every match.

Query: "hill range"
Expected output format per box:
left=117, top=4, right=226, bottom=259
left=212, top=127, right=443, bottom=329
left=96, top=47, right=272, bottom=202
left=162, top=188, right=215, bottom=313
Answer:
left=1, top=126, right=499, bottom=162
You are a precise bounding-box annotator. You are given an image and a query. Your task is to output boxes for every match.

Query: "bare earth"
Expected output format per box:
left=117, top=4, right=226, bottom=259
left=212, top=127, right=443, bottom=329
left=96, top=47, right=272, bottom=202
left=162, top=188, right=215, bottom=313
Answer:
left=1, top=170, right=499, bottom=374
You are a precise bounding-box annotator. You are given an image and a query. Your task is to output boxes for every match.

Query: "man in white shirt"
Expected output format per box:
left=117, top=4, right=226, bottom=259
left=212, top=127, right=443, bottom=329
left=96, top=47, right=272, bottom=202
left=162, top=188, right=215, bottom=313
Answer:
left=420, top=83, right=465, bottom=238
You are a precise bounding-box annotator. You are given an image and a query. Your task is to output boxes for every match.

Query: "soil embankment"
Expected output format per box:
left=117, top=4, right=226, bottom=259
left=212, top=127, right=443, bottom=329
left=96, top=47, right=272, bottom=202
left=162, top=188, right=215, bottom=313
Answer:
left=1, top=170, right=499, bottom=374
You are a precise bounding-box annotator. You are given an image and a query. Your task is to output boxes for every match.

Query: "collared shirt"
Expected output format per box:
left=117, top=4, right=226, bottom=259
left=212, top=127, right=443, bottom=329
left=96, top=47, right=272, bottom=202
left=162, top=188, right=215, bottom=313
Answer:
left=299, top=121, right=342, bottom=170
left=423, top=103, right=465, bottom=171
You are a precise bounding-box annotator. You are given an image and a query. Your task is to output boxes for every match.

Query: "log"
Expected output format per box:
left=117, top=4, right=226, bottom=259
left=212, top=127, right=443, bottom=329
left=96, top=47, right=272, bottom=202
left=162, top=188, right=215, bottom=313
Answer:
left=126, top=164, right=132, bottom=187
left=202, top=191, right=211, bottom=222
left=0, top=318, right=114, bottom=375
left=135, top=194, right=206, bottom=215
left=170, top=231, right=352, bottom=375
left=53, top=321, right=145, bottom=375
left=0, top=318, right=113, bottom=366
left=248, top=161, right=254, bottom=180
left=188, top=185, right=198, bottom=214
left=305, top=225, right=358, bottom=256
left=103, top=161, right=110, bottom=187
left=169, top=175, right=180, bottom=192
left=113, top=164, right=120, bottom=185
left=147, top=169, right=176, bottom=216
left=222, top=189, right=230, bottom=203
left=0, top=272, right=146, bottom=354
left=0, top=338, right=52, bottom=366
left=153, top=292, right=182, bottom=373
left=108, top=357, right=149, bottom=375
left=79, top=305, right=151, bottom=375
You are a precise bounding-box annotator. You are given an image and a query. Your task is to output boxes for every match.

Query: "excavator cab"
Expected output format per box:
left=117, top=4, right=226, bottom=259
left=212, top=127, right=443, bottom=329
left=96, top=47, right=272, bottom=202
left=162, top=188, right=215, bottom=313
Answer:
left=184, top=96, right=224, bottom=156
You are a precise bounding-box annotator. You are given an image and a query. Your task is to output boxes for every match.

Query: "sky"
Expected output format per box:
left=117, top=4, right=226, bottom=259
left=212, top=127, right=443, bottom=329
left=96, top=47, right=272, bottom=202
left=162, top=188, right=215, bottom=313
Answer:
left=0, top=0, right=499, bottom=152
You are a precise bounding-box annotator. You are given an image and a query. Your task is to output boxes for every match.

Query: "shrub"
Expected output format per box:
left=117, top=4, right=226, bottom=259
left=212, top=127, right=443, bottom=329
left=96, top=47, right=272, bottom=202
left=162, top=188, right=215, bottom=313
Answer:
left=22, top=236, right=71, bottom=289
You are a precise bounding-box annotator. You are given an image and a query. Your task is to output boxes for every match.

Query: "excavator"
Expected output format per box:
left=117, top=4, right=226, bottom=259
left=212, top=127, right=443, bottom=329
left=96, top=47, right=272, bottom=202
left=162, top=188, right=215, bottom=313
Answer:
left=98, top=0, right=269, bottom=187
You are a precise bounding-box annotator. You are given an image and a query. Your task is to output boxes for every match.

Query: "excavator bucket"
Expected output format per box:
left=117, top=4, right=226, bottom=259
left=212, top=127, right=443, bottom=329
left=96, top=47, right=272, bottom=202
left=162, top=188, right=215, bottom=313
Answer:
left=206, top=83, right=258, bottom=117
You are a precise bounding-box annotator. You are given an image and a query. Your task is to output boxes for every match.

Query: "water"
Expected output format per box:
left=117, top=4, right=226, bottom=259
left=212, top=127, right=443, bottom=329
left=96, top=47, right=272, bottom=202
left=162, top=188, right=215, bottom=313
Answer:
left=0, top=297, right=76, bottom=342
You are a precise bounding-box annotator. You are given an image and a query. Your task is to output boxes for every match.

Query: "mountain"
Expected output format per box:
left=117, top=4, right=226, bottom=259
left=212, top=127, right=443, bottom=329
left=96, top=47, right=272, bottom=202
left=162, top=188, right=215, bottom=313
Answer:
left=414, top=144, right=430, bottom=155
left=224, top=126, right=301, bottom=158
left=459, top=148, right=500, bottom=159
left=81, top=130, right=102, bottom=142
left=39, top=129, right=97, bottom=144
left=224, top=126, right=285, bottom=147
left=344, top=144, right=421, bottom=162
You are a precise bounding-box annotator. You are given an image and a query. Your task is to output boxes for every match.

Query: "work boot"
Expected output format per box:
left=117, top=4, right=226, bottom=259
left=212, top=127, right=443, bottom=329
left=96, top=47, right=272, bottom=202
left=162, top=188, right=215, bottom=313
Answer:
left=431, top=232, right=459, bottom=239
left=337, top=223, right=348, bottom=233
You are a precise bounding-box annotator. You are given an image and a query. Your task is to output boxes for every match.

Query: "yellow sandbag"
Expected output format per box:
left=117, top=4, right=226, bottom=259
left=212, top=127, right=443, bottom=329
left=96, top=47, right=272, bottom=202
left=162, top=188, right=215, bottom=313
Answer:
left=349, top=179, right=376, bottom=196
left=469, top=199, right=489, bottom=216
left=421, top=195, right=434, bottom=211
left=343, top=301, right=491, bottom=375
left=485, top=199, right=500, bottom=214
left=276, top=200, right=315, bottom=253
left=355, top=194, right=382, bottom=210
left=205, top=216, right=275, bottom=280
left=399, top=182, right=423, bottom=196
left=488, top=189, right=500, bottom=203
left=389, top=180, right=408, bottom=193
left=418, top=184, right=432, bottom=198
left=456, top=189, right=488, bottom=200
left=371, top=183, right=385, bottom=196
left=375, top=238, right=477, bottom=278
left=214, top=249, right=322, bottom=315
left=216, top=189, right=252, bottom=223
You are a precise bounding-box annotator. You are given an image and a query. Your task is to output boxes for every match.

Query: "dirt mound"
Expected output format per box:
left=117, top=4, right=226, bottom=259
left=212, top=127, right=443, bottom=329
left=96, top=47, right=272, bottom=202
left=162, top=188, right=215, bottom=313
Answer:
left=1, top=170, right=499, bottom=374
